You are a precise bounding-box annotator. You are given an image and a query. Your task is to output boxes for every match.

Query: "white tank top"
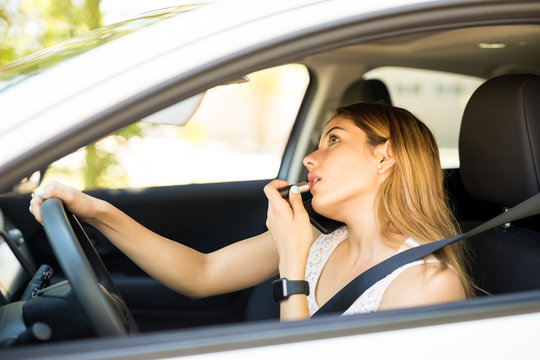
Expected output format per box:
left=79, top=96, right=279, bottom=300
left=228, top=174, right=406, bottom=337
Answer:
left=305, top=226, right=439, bottom=316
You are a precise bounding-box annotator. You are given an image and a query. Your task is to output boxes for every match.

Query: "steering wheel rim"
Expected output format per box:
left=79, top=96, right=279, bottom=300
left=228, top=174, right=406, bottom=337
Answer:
left=40, top=198, right=138, bottom=337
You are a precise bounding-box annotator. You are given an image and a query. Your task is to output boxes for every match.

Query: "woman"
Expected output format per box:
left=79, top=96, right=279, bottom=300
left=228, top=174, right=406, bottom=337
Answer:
left=29, top=102, right=472, bottom=321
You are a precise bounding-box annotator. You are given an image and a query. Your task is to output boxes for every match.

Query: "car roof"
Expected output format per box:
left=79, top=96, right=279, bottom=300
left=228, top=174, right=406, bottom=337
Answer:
left=0, top=0, right=430, bottom=131
left=0, top=0, right=538, bottom=192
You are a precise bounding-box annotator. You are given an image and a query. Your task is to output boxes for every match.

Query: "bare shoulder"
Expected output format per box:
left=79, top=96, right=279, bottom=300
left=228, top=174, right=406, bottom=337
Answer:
left=378, top=261, right=466, bottom=311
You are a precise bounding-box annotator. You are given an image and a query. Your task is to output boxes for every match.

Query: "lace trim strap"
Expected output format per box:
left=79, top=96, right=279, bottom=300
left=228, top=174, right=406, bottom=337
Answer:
left=305, top=227, right=348, bottom=316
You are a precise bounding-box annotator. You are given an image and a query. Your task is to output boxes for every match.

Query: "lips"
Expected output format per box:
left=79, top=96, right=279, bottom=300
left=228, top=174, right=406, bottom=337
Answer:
left=308, top=173, right=321, bottom=189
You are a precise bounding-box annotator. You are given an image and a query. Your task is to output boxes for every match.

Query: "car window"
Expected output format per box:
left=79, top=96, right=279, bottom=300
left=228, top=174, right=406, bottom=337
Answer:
left=364, top=67, right=484, bottom=168
left=42, top=64, right=309, bottom=190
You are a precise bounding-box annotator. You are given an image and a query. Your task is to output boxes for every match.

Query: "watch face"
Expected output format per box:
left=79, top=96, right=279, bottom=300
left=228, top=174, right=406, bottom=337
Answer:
left=272, top=278, right=309, bottom=302
left=272, top=278, right=285, bottom=302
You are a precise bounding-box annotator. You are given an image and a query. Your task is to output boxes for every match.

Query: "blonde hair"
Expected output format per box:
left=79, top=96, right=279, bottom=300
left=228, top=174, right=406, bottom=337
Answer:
left=334, top=102, right=474, bottom=297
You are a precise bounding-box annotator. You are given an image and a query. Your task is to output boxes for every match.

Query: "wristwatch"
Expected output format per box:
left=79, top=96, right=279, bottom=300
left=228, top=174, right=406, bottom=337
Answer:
left=272, top=278, right=310, bottom=302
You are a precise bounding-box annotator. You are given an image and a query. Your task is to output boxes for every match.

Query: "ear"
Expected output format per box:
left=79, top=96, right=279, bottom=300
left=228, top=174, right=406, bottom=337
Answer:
left=374, top=140, right=395, bottom=174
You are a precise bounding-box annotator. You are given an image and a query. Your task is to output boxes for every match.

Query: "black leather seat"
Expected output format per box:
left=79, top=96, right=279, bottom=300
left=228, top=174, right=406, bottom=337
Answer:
left=340, top=78, right=392, bottom=106
left=458, top=74, right=540, bottom=295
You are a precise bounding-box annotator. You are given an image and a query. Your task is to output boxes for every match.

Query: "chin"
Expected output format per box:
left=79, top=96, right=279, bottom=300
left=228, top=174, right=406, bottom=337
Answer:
left=311, top=196, right=338, bottom=220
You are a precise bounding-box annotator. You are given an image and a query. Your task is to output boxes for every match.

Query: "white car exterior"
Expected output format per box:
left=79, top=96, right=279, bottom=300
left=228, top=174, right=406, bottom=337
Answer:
left=1, top=1, right=540, bottom=359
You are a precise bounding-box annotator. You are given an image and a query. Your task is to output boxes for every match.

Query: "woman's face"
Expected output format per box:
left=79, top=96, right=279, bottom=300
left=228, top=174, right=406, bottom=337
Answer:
left=303, top=116, right=383, bottom=221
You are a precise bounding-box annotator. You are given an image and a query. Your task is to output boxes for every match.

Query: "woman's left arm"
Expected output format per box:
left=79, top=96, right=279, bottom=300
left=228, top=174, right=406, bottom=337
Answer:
left=263, top=179, right=315, bottom=321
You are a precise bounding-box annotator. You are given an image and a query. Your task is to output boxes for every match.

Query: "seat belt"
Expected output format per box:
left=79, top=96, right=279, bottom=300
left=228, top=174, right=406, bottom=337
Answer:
left=312, top=192, right=540, bottom=317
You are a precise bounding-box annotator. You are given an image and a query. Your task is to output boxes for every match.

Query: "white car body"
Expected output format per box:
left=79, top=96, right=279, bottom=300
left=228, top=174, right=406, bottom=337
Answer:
left=1, top=1, right=540, bottom=358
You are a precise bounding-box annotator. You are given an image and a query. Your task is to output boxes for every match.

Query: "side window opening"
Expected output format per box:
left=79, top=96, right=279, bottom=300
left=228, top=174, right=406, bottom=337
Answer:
left=42, top=64, right=310, bottom=190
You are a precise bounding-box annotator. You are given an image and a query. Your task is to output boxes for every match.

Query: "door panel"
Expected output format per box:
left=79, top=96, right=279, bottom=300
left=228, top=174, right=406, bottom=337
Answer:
left=91, top=179, right=272, bottom=331
left=0, top=179, right=273, bottom=331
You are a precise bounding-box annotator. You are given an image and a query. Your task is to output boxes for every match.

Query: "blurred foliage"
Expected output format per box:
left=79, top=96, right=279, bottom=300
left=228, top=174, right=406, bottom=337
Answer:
left=0, top=5, right=196, bottom=92
left=0, top=0, right=102, bottom=66
left=83, top=124, right=143, bottom=189
left=0, top=0, right=145, bottom=190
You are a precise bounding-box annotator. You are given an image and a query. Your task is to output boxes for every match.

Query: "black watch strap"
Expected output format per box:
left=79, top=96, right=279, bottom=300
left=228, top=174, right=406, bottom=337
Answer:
left=272, top=278, right=310, bottom=302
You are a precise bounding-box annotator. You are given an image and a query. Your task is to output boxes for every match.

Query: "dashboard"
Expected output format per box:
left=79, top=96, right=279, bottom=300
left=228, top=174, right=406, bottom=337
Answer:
left=0, top=209, right=33, bottom=305
left=0, top=205, right=84, bottom=347
left=0, top=237, right=28, bottom=303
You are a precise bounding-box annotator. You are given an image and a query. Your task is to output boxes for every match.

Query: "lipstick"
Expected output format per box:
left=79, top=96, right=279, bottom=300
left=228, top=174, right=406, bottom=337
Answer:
left=278, top=182, right=310, bottom=198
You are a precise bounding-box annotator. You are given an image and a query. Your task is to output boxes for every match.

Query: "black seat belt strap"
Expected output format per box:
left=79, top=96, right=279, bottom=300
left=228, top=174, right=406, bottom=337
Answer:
left=312, top=192, right=540, bottom=317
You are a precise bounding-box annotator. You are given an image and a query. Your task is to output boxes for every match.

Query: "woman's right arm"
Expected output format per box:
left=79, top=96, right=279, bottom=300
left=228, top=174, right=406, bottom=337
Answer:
left=29, top=181, right=279, bottom=298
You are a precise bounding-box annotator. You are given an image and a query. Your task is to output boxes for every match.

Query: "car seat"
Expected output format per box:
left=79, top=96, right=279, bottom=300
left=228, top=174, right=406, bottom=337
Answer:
left=340, top=78, right=392, bottom=105
left=458, top=74, right=540, bottom=295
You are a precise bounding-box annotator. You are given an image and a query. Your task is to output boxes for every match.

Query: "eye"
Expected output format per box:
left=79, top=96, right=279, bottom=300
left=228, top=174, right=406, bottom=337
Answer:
left=328, top=134, right=340, bottom=145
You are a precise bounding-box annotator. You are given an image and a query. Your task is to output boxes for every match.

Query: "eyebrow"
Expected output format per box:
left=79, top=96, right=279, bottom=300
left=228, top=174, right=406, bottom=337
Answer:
left=323, top=126, right=346, bottom=139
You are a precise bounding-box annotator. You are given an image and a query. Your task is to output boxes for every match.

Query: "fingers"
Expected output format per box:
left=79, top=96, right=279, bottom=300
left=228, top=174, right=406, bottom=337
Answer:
left=28, top=180, right=76, bottom=223
left=264, top=180, right=292, bottom=230
left=263, top=179, right=290, bottom=209
left=263, top=179, right=289, bottom=200
left=29, top=192, right=44, bottom=223
left=263, top=179, right=307, bottom=220
left=288, top=185, right=308, bottom=220
left=36, top=180, right=65, bottom=200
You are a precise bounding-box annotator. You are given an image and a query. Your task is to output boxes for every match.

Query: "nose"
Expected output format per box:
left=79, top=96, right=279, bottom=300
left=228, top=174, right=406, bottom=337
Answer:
left=303, top=150, right=318, bottom=171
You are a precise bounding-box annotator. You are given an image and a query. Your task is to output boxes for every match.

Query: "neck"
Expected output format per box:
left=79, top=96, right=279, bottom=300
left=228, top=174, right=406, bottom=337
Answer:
left=340, top=194, right=404, bottom=264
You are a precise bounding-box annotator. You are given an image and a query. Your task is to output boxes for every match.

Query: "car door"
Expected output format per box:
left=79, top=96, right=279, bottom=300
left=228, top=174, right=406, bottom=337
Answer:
left=88, top=180, right=271, bottom=331
left=0, top=64, right=311, bottom=332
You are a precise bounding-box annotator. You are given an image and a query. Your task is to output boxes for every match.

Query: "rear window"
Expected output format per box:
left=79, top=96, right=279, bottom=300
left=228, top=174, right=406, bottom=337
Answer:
left=365, top=67, right=484, bottom=168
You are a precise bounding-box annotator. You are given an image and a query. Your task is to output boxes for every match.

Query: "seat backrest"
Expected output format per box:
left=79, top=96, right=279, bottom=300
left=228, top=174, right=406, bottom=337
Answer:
left=244, top=276, right=279, bottom=321
left=458, top=74, right=540, bottom=295
left=340, top=78, right=392, bottom=106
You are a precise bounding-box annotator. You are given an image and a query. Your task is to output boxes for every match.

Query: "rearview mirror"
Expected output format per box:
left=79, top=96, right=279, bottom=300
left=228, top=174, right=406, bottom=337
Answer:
left=142, top=92, right=205, bottom=126
left=141, top=76, right=249, bottom=126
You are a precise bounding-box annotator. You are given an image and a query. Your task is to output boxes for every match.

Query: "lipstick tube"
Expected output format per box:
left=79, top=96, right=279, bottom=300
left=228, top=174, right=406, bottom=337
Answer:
left=278, top=182, right=310, bottom=198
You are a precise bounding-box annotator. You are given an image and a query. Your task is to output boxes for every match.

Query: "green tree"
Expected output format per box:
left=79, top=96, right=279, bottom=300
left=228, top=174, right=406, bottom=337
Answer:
left=83, top=124, right=143, bottom=189
left=1, top=0, right=144, bottom=190
left=0, top=0, right=102, bottom=66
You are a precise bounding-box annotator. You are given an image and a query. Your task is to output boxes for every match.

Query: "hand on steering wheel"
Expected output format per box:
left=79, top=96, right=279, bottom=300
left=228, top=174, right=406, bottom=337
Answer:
left=40, top=198, right=138, bottom=337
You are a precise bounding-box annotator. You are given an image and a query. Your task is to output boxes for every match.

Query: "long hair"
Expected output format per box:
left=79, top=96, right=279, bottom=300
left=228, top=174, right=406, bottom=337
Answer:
left=333, top=102, right=474, bottom=297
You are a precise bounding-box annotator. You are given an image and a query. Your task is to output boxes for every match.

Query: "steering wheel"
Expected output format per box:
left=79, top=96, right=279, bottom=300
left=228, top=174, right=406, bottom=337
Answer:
left=40, top=198, right=138, bottom=337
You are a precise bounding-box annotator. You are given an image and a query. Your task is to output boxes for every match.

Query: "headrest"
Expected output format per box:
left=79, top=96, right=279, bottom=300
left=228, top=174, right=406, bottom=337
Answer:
left=340, top=79, right=392, bottom=106
left=459, top=74, right=540, bottom=207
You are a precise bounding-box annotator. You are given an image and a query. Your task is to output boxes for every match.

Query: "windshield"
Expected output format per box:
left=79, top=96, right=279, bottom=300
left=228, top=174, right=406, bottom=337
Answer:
left=0, top=5, right=200, bottom=93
